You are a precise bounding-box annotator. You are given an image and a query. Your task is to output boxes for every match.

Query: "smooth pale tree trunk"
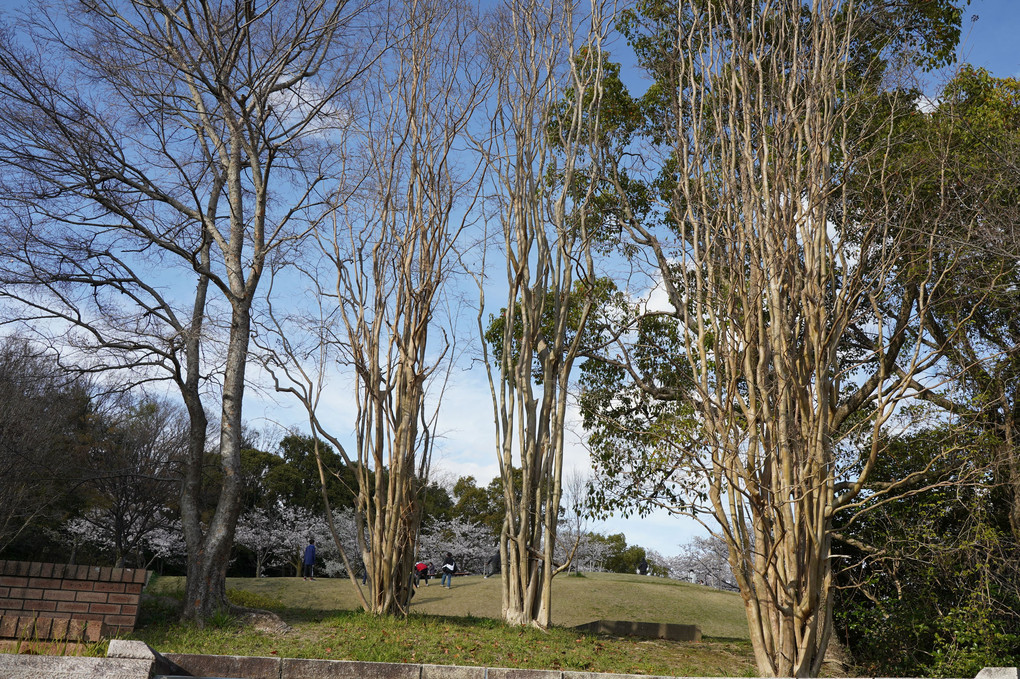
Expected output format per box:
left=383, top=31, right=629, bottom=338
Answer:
left=480, top=0, right=609, bottom=628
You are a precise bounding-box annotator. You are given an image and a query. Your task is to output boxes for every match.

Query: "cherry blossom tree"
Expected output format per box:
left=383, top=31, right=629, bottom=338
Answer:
left=417, top=517, right=495, bottom=573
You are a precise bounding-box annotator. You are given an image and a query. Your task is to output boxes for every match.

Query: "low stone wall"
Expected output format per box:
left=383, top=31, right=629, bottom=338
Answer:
left=0, top=560, right=146, bottom=643
left=0, top=641, right=1014, bottom=679
left=573, top=620, right=701, bottom=642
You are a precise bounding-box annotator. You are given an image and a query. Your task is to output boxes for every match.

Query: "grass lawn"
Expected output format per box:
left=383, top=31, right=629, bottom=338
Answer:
left=133, top=572, right=759, bottom=677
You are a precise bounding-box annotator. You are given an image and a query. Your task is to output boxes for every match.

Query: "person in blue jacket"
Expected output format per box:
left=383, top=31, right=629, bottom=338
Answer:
left=303, top=538, right=317, bottom=581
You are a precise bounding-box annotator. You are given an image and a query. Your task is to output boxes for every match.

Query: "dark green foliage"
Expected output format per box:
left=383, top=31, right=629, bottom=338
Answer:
left=600, top=534, right=646, bottom=575
left=239, top=435, right=358, bottom=514
left=832, top=429, right=1020, bottom=677
left=449, top=472, right=522, bottom=537
left=579, top=310, right=705, bottom=519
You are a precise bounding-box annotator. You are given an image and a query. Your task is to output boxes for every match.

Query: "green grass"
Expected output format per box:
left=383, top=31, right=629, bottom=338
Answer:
left=135, top=572, right=757, bottom=677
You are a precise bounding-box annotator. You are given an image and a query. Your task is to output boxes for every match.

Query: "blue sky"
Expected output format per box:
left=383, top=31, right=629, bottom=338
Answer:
left=959, top=0, right=1020, bottom=79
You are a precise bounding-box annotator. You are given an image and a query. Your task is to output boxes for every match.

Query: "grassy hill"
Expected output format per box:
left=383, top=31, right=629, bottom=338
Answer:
left=136, top=571, right=760, bottom=677
left=219, top=571, right=750, bottom=640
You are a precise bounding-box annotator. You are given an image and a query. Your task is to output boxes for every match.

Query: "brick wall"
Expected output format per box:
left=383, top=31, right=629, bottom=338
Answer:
left=0, top=560, right=146, bottom=642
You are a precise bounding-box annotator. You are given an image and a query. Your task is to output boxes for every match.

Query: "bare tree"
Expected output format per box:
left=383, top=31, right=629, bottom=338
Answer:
left=476, top=0, right=611, bottom=628
left=592, top=1, right=968, bottom=675
left=0, top=337, right=84, bottom=552
left=0, top=0, right=374, bottom=619
left=555, top=468, right=593, bottom=572
left=261, top=0, right=487, bottom=615
left=72, top=395, right=187, bottom=568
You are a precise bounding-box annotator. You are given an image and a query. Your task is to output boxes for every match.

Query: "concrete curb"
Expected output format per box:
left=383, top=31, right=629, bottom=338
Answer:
left=0, top=640, right=1011, bottom=678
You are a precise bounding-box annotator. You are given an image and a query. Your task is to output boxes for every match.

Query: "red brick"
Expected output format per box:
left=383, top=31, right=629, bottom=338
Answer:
left=99, top=566, right=113, bottom=582
left=119, top=605, right=138, bottom=617
left=50, top=617, right=69, bottom=640
left=15, top=588, right=45, bottom=600
left=15, top=562, right=31, bottom=577
left=0, top=576, right=28, bottom=587
left=103, top=614, right=136, bottom=627
left=94, top=581, right=125, bottom=593
left=86, top=566, right=102, bottom=581
left=49, top=611, right=71, bottom=619
left=50, top=563, right=69, bottom=579
left=76, top=591, right=108, bottom=603
left=22, top=599, right=57, bottom=612
left=43, top=589, right=77, bottom=602
left=33, top=616, right=54, bottom=638
left=29, top=577, right=62, bottom=589
left=107, top=593, right=136, bottom=604
left=40, top=563, right=54, bottom=578
left=0, top=616, right=17, bottom=636
left=56, top=601, right=89, bottom=614
left=83, top=622, right=102, bottom=642
left=16, top=616, right=35, bottom=639
left=67, top=618, right=86, bottom=639
left=89, top=602, right=119, bottom=615
left=125, top=583, right=143, bottom=594
left=0, top=587, right=8, bottom=598
left=62, top=580, right=95, bottom=592
left=27, top=562, right=42, bottom=577
left=0, top=597, right=23, bottom=610
left=79, top=612, right=103, bottom=623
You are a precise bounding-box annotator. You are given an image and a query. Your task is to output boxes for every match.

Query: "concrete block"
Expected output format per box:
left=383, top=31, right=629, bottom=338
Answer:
left=565, top=672, right=675, bottom=679
left=488, top=667, right=563, bottom=679
left=108, top=639, right=188, bottom=676
left=977, top=669, right=1020, bottom=679
left=421, top=663, right=486, bottom=679
left=574, top=620, right=701, bottom=642
left=0, top=654, right=152, bottom=679
left=282, top=658, right=423, bottom=679
left=165, top=652, right=283, bottom=679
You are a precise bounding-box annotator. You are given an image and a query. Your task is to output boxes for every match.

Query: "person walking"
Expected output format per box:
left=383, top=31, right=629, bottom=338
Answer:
left=303, top=538, right=317, bottom=581
left=441, top=552, right=456, bottom=588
